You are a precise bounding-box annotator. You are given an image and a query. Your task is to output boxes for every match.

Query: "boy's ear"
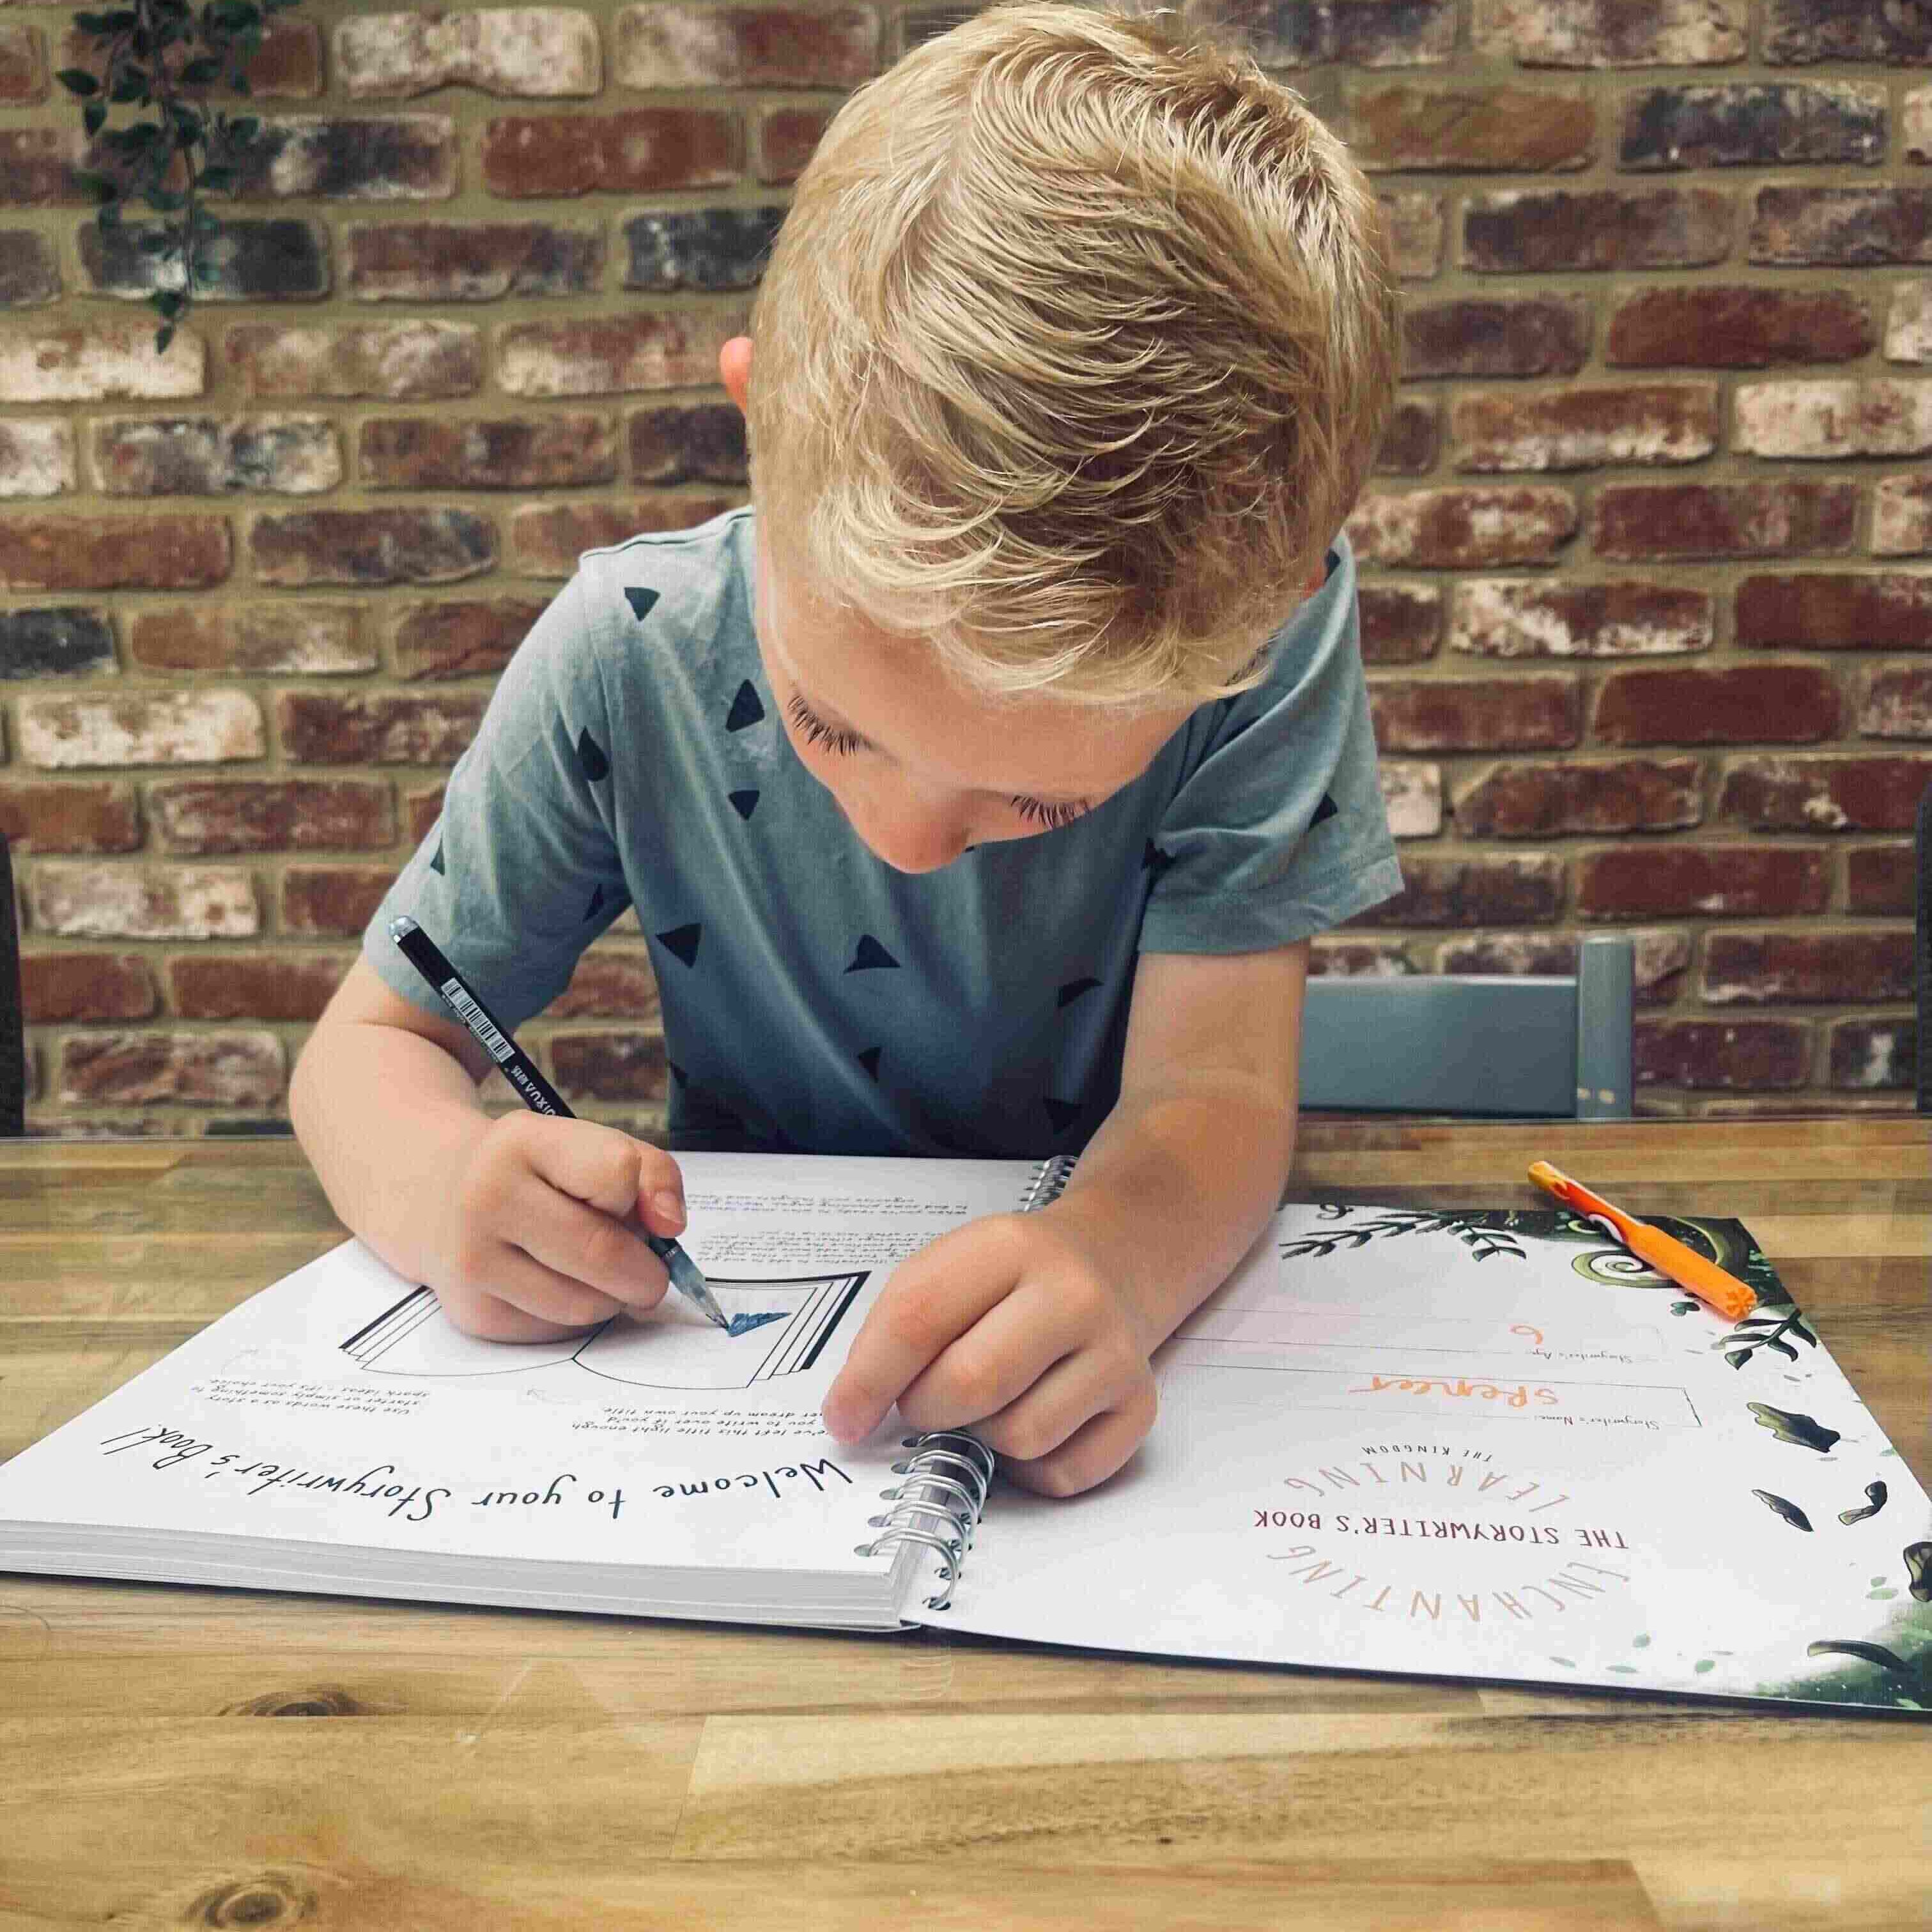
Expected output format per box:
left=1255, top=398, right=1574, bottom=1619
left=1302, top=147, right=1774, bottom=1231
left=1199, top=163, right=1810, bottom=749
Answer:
left=720, top=336, right=753, bottom=415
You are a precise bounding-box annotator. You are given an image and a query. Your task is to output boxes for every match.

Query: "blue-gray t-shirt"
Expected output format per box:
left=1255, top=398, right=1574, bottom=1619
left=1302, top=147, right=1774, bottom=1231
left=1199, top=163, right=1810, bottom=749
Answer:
left=364, top=506, right=1401, bottom=1156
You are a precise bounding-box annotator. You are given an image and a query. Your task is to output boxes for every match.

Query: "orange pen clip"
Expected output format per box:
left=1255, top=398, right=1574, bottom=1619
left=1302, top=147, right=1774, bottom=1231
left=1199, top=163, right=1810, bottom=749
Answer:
left=1527, top=1161, right=1757, bottom=1322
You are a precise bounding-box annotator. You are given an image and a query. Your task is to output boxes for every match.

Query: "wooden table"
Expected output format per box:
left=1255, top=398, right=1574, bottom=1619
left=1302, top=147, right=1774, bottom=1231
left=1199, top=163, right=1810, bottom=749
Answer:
left=2, top=1121, right=1928, bottom=1930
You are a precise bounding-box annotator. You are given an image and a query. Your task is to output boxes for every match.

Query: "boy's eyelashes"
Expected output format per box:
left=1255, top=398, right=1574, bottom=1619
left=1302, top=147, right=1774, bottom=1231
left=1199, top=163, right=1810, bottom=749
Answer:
left=782, top=692, right=1092, bottom=831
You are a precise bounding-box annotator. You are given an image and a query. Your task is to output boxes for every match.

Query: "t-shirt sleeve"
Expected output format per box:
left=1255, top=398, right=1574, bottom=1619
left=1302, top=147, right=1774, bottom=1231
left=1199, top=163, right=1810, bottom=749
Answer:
left=362, top=567, right=633, bottom=1030
left=1138, top=537, right=1403, bottom=954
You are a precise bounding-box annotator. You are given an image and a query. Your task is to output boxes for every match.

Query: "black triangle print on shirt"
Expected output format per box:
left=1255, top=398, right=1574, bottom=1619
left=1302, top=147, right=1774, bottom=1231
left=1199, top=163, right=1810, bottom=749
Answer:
left=584, top=883, right=605, bottom=921
left=1056, top=977, right=1101, bottom=1009
left=725, top=681, right=766, bottom=732
left=1042, top=1096, right=1082, bottom=1135
left=667, top=1060, right=688, bottom=1089
left=728, top=789, right=759, bottom=821
left=575, top=727, right=610, bottom=784
left=846, top=936, right=900, bottom=973
left=428, top=838, right=445, bottom=876
left=624, top=586, right=660, bottom=623
left=654, top=922, right=702, bottom=968
left=1311, top=792, right=1339, bottom=826
left=856, top=1046, right=883, bottom=1083
left=1142, top=840, right=1176, bottom=882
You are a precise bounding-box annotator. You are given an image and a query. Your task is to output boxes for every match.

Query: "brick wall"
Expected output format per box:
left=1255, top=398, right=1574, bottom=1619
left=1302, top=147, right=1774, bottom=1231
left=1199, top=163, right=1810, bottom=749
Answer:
left=0, top=0, right=1924, bottom=1136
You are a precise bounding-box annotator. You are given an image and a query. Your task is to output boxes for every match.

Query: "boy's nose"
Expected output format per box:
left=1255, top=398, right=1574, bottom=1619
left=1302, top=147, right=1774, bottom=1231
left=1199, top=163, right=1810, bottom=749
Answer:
left=858, top=798, right=971, bottom=873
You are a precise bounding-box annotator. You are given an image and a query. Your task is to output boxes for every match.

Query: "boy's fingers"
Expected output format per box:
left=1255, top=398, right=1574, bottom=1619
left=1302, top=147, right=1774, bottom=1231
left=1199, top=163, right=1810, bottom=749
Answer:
left=503, top=1167, right=670, bottom=1308
left=458, top=1246, right=631, bottom=1339
left=894, top=1281, right=1086, bottom=1432
left=517, top=1118, right=684, bottom=1230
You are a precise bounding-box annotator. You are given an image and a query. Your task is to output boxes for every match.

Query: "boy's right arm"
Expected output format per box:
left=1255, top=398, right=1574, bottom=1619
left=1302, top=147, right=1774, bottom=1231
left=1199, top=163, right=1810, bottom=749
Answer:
left=290, top=957, right=688, bottom=1341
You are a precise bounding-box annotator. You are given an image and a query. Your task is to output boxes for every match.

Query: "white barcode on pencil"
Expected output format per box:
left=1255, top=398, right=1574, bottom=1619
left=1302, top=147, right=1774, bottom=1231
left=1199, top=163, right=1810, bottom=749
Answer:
left=438, top=978, right=514, bottom=1062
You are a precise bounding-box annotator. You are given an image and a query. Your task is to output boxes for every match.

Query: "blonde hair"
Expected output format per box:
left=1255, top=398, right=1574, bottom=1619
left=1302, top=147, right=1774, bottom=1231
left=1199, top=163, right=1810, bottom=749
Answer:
left=745, top=1, right=1400, bottom=708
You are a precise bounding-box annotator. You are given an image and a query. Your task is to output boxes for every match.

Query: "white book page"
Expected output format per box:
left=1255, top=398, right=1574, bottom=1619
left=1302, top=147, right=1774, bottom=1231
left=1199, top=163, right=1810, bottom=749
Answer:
left=0, top=1153, right=1037, bottom=1593
left=928, top=1203, right=1932, bottom=1712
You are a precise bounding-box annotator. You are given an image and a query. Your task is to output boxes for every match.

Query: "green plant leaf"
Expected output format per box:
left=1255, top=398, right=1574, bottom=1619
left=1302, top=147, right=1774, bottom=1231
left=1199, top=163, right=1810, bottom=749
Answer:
left=154, top=321, right=176, bottom=355
left=56, top=67, right=102, bottom=97
left=180, top=55, right=222, bottom=86
left=74, top=169, right=119, bottom=204
left=83, top=98, right=108, bottom=137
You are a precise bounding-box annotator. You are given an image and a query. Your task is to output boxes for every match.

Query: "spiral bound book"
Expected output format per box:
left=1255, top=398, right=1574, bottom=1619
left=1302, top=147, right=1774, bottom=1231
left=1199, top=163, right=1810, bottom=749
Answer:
left=3, top=1155, right=1928, bottom=1712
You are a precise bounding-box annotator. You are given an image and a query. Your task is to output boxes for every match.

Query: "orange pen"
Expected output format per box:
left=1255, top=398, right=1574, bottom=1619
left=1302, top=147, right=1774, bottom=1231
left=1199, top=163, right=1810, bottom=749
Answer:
left=1527, top=1161, right=1758, bottom=1322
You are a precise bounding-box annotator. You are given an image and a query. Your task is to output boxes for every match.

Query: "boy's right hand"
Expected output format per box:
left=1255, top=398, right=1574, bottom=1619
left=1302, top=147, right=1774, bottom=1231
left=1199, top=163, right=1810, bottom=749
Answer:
left=428, top=1113, right=689, bottom=1342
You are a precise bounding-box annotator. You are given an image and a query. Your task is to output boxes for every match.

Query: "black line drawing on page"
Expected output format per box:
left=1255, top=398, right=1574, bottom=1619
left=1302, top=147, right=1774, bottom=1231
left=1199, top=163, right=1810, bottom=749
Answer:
left=339, top=1271, right=869, bottom=1392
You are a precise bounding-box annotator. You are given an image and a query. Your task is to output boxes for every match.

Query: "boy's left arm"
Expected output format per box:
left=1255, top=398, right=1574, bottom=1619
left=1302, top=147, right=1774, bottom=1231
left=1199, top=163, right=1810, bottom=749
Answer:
left=822, top=941, right=1307, bottom=1495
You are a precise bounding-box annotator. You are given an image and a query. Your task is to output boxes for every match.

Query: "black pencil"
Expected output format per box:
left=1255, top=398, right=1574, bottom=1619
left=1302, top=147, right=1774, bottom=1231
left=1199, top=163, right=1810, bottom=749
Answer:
left=387, top=915, right=729, bottom=1330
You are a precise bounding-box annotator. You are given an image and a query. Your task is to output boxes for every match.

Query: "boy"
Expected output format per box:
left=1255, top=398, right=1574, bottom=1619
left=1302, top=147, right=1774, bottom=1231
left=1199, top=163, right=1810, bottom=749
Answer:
left=290, top=1, right=1403, bottom=1499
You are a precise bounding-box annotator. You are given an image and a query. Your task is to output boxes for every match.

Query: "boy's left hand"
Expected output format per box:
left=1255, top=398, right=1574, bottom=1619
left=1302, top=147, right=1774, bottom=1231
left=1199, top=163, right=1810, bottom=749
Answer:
left=820, top=1212, right=1157, bottom=1497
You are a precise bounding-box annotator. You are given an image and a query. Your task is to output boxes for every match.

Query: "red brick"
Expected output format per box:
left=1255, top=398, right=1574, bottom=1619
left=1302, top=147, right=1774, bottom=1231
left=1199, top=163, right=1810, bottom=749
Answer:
left=755, top=105, right=832, bottom=185
left=1873, top=477, right=1932, bottom=557
left=548, top=950, right=663, bottom=1021
left=483, top=109, right=742, bottom=197
left=1592, top=482, right=1857, bottom=560
left=0, top=22, right=43, bottom=103
left=1350, top=85, right=1595, bottom=172
left=1349, top=853, right=1567, bottom=927
left=509, top=497, right=742, bottom=576
left=1374, top=398, right=1439, bottom=475
left=1440, top=928, right=1692, bottom=1006
left=337, top=9, right=603, bottom=99
left=1464, top=188, right=1731, bottom=272
left=627, top=404, right=747, bottom=484
left=1403, top=297, right=1590, bottom=377
left=612, top=5, right=880, bottom=88
left=344, top=222, right=604, bottom=302
left=1472, top=0, right=1747, bottom=66
left=281, top=867, right=394, bottom=938
left=1449, top=580, right=1712, bottom=658
left=1345, top=486, right=1577, bottom=567
left=0, top=128, right=84, bottom=207
left=1720, top=755, right=1932, bottom=832
left=229, top=116, right=459, bottom=201
left=550, top=1030, right=667, bottom=1103
left=20, top=692, right=263, bottom=769
left=392, top=598, right=548, bottom=679
left=1451, top=383, right=1716, bottom=470
left=1357, top=583, right=1442, bottom=663
left=1310, top=939, right=1418, bottom=977
left=228, top=321, right=483, bottom=401
left=0, top=229, right=59, bottom=307
left=1595, top=665, right=1841, bottom=746
left=1620, top=83, right=1886, bottom=171
left=92, top=415, right=341, bottom=496
left=59, top=1030, right=283, bottom=1107
left=169, top=954, right=347, bottom=1023
left=497, top=311, right=749, bottom=397
left=150, top=780, right=396, bottom=854
left=1606, top=285, right=1873, bottom=367
left=250, top=508, right=495, bottom=587
left=0, top=605, right=112, bottom=677
left=1891, top=281, right=1932, bottom=363
left=1735, top=379, right=1932, bottom=459
left=20, top=952, right=155, bottom=1024
left=1455, top=757, right=1702, bottom=836
left=278, top=693, right=488, bottom=766
left=81, top=218, right=328, bottom=304
left=1735, top=574, right=1932, bottom=651
left=1191, top=0, right=1457, bottom=67
left=0, top=781, right=139, bottom=854
left=1635, top=1019, right=1811, bottom=1090
left=1859, top=665, right=1932, bottom=739
left=130, top=603, right=373, bottom=677
left=1577, top=845, right=1829, bottom=918
left=1370, top=676, right=1579, bottom=751
left=405, top=787, right=444, bottom=843
left=1913, top=91, right=1932, bottom=165
left=1765, top=0, right=1932, bottom=65
left=1848, top=845, right=1913, bottom=915
left=1750, top=187, right=1932, bottom=267
left=1380, top=192, right=1444, bottom=279
left=0, top=418, right=72, bottom=496
left=0, top=514, right=229, bottom=591
left=359, top=413, right=615, bottom=491
left=1381, top=761, right=1443, bottom=838
left=31, top=864, right=259, bottom=941
left=1703, top=930, right=1912, bottom=1005
left=1828, top=1018, right=1916, bottom=1091
left=59, top=15, right=321, bottom=98
left=0, top=321, right=203, bottom=402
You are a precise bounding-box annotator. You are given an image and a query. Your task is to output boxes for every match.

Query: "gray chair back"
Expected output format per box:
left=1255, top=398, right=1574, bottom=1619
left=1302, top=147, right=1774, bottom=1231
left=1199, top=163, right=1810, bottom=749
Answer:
left=1299, top=932, right=1635, bottom=1120
left=0, top=831, right=22, bottom=1137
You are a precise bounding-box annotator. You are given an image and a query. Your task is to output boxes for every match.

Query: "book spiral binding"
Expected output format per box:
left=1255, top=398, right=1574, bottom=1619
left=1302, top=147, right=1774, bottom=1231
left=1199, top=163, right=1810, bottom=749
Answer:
left=855, top=1154, right=1076, bottom=1610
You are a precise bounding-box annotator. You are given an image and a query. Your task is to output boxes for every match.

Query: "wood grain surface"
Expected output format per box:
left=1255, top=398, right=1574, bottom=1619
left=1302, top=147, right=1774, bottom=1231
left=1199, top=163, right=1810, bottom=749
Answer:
left=1, top=1122, right=1927, bottom=1931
